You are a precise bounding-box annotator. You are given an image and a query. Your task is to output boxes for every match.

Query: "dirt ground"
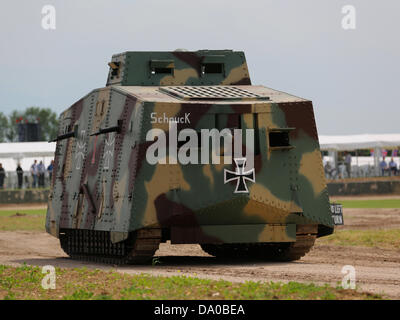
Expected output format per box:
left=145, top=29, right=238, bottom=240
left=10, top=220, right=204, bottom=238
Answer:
left=338, top=208, right=400, bottom=230
left=0, top=203, right=47, bottom=210
left=0, top=206, right=399, bottom=299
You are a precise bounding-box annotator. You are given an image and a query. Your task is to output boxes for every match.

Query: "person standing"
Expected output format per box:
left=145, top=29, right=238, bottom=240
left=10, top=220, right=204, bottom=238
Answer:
left=30, top=160, right=38, bottom=188
left=344, top=152, right=352, bottom=178
left=324, top=162, right=335, bottom=179
left=38, top=161, right=45, bottom=187
left=16, top=163, right=24, bottom=189
left=0, top=163, right=5, bottom=189
left=47, top=160, right=54, bottom=185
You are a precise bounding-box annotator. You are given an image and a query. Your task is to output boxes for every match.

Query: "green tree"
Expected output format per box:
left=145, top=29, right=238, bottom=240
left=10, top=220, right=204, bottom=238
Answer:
left=8, top=107, right=59, bottom=142
left=0, top=112, right=10, bottom=142
left=7, top=110, right=20, bottom=142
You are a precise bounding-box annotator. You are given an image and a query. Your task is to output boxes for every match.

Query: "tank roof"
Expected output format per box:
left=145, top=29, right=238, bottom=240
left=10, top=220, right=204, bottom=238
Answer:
left=106, top=50, right=251, bottom=87
left=112, top=85, right=308, bottom=104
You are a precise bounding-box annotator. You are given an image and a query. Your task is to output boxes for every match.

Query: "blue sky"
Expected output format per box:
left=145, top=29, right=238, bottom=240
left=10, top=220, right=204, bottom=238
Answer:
left=1, top=0, right=399, bottom=134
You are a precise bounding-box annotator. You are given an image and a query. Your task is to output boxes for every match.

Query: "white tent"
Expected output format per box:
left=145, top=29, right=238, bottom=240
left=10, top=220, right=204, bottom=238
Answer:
left=0, top=141, right=56, bottom=172
left=319, top=134, right=400, bottom=151
left=0, top=141, right=57, bottom=189
left=318, top=133, right=400, bottom=177
left=0, top=141, right=56, bottom=158
left=0, top=134, right=399, bottom=182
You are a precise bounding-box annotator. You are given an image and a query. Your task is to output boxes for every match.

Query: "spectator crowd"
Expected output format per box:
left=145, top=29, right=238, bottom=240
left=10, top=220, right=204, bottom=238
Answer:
left=380, top=157, right=399, bottom=176
left=324, top=155, right=399, bottom=180
left=0, top=159, right=54, bottom=189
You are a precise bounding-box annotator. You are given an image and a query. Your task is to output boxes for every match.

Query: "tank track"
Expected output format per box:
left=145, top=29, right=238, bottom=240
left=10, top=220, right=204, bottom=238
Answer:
left=59, top=228, right=161, bottom=265
left=201, top=234, right=316, bottom=262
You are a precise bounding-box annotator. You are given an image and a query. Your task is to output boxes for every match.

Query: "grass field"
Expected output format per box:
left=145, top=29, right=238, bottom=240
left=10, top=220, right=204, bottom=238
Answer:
left=318, top=229, right=400, bottom=249
left=0, top=198, right=398, bottom=231
left=320, top=198, right=400, bottom=249
left=0, top=264, right=381, bottom=300
left=334, top=199, right=400, bottom=208
left=0, top=201, right=397, bottom=300
left=0, top=209, right=46, bottom=231
left=1, top=200, right=399, bottom=249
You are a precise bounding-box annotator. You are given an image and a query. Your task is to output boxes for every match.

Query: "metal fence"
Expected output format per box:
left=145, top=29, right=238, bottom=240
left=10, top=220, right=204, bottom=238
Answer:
left=0, top=171, right=52, bottom=189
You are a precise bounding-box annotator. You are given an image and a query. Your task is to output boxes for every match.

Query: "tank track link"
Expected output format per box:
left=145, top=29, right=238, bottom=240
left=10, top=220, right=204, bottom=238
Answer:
left=59, top=228, right=161, bottom=265
left=201, top=234, right=316, bottom=262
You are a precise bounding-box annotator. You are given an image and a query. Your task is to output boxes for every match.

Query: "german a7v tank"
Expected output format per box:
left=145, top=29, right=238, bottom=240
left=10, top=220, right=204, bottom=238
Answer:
left=46, top=50, right=343, bottom=264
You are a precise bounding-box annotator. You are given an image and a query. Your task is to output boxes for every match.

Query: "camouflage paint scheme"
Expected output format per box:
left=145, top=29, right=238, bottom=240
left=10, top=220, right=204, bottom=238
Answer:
left=46, top=50, right=333, bottom=246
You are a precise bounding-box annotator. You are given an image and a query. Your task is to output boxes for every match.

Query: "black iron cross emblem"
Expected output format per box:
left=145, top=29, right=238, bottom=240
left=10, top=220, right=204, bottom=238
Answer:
left=224, top=158, right=255, bottom=193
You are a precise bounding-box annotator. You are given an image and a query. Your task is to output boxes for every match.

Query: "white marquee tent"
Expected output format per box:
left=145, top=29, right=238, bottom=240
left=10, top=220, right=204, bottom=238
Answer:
left=319, top=134, right=400, bottom=177
left=0, top=141, right=56, bottom=172
left=0, top=134, right=399, bottom=181
left=319, top=134, right=400, bottom=151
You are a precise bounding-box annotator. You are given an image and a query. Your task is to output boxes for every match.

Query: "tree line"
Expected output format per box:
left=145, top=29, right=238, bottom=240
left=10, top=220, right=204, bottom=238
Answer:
left=0, top=107, right=59, bottom=142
